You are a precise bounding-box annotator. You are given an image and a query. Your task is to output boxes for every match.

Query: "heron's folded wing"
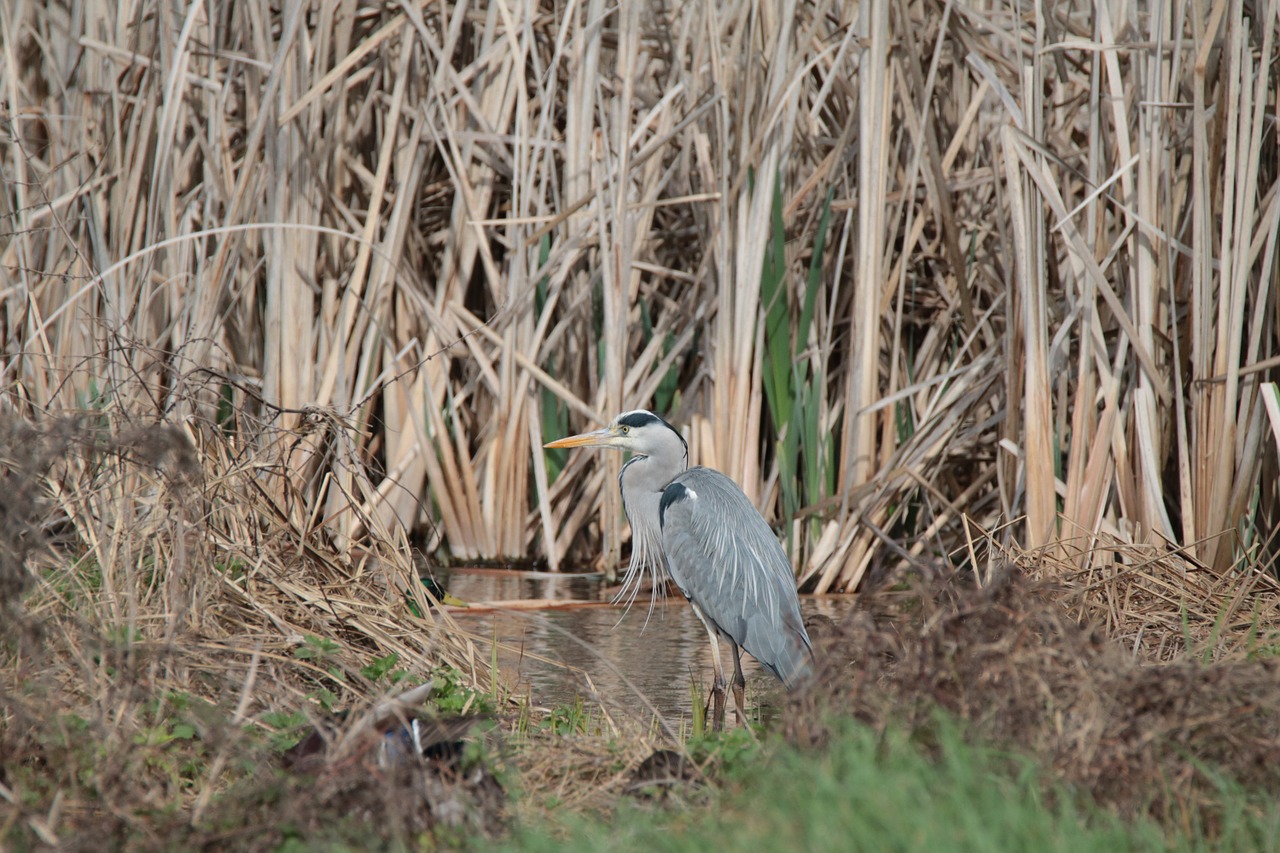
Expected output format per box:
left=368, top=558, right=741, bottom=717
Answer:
left=659, top=468, right=812, bottom=686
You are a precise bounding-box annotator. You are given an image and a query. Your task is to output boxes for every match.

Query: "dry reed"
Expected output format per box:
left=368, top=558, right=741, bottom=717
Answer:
left=2, top=3, right=1278, bottom=620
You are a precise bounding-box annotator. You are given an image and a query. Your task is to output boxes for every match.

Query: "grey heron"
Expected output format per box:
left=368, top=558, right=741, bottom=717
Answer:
left=545, top=410, right=813, bottom=729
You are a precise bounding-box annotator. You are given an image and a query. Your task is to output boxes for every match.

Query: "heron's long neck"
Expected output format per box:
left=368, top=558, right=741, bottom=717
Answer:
left=621, top=451, right=686, bottom=496
left=619, top=451, right=685, bottom=580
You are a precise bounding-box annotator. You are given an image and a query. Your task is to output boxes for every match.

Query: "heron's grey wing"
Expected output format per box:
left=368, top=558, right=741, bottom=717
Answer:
left=659, top=468, right=813, bottom=687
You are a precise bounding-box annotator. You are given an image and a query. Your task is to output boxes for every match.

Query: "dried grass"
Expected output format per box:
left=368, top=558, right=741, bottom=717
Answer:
left=510, top=725, right=675, bottom=816
left=0, top=400, right=484, bottom=846
left=791, top=565, right=1280, bottom=829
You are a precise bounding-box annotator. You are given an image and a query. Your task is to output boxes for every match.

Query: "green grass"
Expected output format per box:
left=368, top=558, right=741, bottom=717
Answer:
left=503, top=717, right=1280, bottom=853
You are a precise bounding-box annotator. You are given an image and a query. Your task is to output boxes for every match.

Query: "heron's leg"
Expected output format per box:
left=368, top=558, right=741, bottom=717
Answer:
left=703, top=623, right=727, bottom=732
left=692, top=603, right=727, bottom=731
left=729, top=642, right=747, bottom=727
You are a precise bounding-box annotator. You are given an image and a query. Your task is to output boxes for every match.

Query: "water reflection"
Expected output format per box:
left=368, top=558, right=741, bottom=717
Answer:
left=432, top=568, right=852, bottom=728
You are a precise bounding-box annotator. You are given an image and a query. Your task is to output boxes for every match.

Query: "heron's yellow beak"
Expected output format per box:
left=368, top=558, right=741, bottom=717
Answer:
left=544, top=427, right=619, bottom=449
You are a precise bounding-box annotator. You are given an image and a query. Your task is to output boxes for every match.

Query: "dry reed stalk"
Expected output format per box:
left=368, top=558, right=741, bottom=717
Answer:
left=823, top=0, right=889, bottom=594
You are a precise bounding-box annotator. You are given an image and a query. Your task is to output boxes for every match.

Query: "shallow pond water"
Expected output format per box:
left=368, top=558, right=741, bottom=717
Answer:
left=431, top=568, right=852, bottom=729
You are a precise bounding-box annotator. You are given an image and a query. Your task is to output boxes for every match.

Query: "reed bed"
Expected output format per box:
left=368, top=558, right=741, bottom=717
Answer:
left=3, top=2, right=1279, bottom=608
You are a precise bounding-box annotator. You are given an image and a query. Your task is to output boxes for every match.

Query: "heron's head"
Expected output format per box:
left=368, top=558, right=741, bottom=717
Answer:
left=544, top=410, right=686, bottom=460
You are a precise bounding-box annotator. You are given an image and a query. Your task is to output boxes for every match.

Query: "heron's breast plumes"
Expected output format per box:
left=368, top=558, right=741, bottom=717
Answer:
left=613, top=485, right=670, bottom=627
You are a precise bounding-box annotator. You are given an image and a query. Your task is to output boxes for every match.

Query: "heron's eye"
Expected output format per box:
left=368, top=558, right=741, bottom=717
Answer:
left=619, top=425, right=630, bottom=434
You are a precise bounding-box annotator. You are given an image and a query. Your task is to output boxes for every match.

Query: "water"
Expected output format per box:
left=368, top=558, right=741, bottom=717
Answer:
left=431, top=568, right=850, bottom=728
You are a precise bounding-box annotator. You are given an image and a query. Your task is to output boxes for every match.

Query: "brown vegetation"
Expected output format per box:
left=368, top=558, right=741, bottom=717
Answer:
left=0, top=411, right=491, bottom=846
left=792, top=565, right=1280, bottom=828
